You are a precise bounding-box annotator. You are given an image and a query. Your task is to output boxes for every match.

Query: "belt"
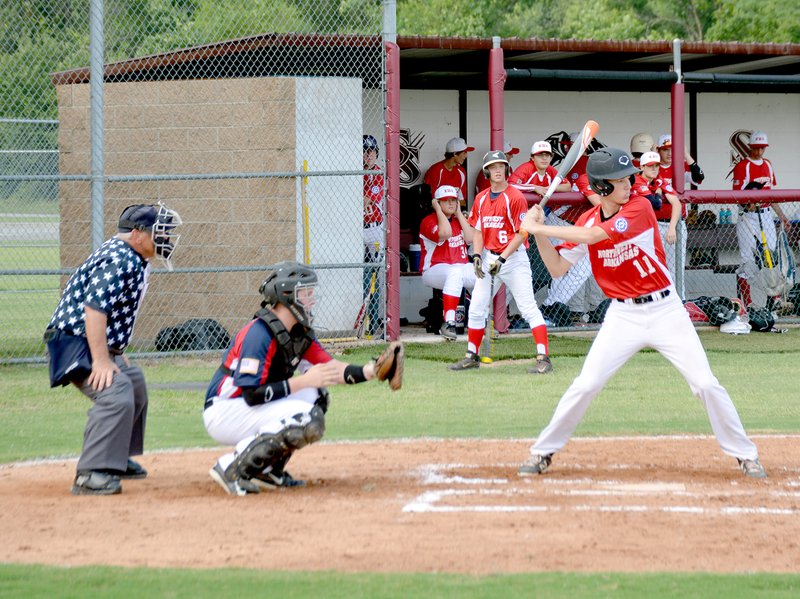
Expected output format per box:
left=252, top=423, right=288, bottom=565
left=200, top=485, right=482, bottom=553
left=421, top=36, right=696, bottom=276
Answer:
left=363, top=222, right=383, bottom=229
left=616, top=289, right=670, bottom=305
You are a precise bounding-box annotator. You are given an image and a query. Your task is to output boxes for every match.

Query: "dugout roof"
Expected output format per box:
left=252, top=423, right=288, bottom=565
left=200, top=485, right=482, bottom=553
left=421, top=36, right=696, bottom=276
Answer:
left=51, top=34, right=800, bottom=94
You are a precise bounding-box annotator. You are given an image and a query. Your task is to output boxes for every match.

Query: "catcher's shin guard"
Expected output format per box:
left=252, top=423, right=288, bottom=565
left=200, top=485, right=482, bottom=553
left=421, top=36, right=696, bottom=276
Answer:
left=225, top=433, right=288, bottom=481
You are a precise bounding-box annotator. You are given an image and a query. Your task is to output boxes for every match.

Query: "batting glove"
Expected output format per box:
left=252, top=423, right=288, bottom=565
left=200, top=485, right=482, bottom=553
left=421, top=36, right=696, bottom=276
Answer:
left=472, top=254, right=485, bottom=279
left=488, top=256, right=505, bottom=276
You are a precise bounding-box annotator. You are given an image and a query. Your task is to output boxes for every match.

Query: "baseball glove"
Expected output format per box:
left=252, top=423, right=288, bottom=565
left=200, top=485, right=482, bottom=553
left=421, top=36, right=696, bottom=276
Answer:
left=374, top=341, right=404, bottom=391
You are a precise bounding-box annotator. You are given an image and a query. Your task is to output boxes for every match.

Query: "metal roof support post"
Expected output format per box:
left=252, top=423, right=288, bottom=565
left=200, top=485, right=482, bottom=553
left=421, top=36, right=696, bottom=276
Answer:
left=488, top=37, right=510, bottom=334
left=671, top=38, right=686, bottom=298
left=384, top=2, right=400, bottom=341
left=89, top=0, right=105, bottom=250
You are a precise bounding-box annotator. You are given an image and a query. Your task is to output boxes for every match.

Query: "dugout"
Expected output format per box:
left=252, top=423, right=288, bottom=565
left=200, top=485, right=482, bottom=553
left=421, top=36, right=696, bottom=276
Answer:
left=50, top=34, right=800, bottom=342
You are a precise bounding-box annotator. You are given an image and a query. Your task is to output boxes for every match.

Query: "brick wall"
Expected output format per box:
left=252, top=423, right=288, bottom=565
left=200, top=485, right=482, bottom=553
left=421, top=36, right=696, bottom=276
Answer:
left=55, top=77, right=298, bottom=346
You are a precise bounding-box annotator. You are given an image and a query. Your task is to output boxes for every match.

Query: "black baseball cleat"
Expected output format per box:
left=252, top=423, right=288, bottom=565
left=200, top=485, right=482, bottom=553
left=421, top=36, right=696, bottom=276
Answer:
left=738, top=458, right=767, bottom=479
left=209, top=461, right=259, bottom=496
left=71, top=471, right=122, bottom=495
left=528, top=355, right=553, bottom=375
left=439, top=322, right=458, bottom=341
left=252, top=469, right=306, bottom=490
left=120, top=458, right=148, bottom=479
left=517, top=453, right=553, bottom=476
left=448, top=351, right=480, bottom=371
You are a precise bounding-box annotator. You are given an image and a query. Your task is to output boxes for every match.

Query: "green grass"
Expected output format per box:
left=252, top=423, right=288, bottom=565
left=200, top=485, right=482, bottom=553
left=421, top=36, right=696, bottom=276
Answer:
left=2, top=330, right=799, bottom=597
left=0, top=565, right=797, bottom=599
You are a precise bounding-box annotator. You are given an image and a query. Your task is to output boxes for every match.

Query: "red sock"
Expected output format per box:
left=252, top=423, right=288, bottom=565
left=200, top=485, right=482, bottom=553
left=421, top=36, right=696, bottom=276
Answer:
left=467, top=327, right=484, bottom=355
left=443, top=294, right=459, bottom=323
left=737, top=276, right=752, bottom=307
left=532, top=324, right=549, bottom=356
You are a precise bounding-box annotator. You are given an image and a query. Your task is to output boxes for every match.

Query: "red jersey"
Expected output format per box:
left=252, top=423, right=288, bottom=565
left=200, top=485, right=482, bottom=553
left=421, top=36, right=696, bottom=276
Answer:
left=732, top=158, right=776, bottom=191
left=418, top=213, right=469, bottom=271
left=468, top=185, right=529, bottom=252
left=657, top=161, right=693, bottom=188
left=508, top=162, right=559, bottom=187
left=363, top=164, right=384, bottom=226
left=557, top=195, right=671, bottom=300
left=425, top=161, right=468, bottom=203
left=566, top=154, right=588, bottom=188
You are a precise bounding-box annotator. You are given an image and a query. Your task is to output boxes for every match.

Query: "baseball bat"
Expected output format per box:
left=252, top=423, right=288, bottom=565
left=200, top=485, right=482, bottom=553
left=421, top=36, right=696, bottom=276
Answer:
left=539, top=120, right=599, bottom=210
left=480, top=274, right=495, bottom=364
left=755, top=209, right=774, bottom=269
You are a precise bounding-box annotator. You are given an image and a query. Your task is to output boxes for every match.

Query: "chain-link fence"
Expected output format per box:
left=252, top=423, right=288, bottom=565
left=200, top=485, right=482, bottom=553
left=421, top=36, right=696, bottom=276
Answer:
left=1, top=0, right=387, bottom=363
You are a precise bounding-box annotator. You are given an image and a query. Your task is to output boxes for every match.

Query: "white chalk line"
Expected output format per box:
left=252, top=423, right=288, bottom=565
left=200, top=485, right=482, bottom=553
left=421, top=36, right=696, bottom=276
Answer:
left=404, top=463, right=800, bottom=517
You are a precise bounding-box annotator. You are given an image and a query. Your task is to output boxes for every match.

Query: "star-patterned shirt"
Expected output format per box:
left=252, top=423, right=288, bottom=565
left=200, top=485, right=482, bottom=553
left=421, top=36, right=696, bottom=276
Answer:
left=47, top=237, right=150, bottom=351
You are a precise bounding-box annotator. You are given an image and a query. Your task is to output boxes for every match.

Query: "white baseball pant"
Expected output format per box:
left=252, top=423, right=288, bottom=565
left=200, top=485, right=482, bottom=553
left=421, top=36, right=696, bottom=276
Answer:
left=530, top=290, right=759, bottom=461
left=204, top=387, right=319, bottom=471
left=736, top=209, right=777, bottom=278
left=422, top=262, right=476, bottom=297
left=468, top=247, right=545, bottom=330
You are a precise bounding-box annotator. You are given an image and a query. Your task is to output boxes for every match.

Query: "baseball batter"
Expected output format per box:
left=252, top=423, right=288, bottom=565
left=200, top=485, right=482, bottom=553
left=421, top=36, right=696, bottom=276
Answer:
left=449, top=150, right=552, bottom=374
left=204, top=262, right=403, bottom=495
left=731, top=130, right=792, bottom=308
left=419, top=185, right=476, bottom=340
left=517, top=147, right=766, bottom=479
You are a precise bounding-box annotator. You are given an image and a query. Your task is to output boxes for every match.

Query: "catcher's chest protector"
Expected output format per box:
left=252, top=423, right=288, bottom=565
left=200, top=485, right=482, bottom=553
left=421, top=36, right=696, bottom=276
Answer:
left=255, top=308, right=314, bottom=378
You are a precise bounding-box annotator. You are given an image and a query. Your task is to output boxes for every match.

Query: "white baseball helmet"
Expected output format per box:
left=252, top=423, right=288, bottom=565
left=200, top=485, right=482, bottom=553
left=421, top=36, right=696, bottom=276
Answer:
left=630, top=132, right=654, bottom=155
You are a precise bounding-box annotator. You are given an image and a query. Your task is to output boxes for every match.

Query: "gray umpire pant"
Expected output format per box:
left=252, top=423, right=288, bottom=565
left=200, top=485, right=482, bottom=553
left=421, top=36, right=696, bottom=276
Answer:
left=75, top=355, right=148, bottom=473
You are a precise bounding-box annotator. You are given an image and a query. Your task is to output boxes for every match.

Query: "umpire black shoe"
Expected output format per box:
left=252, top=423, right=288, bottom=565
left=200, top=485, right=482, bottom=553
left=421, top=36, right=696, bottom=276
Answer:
left=71, top=471, right=122, bottom=495
left=120, top=458, right=148, bottom=479
left=448, top=351, right=480, bottom=371
left=517, top=453, right=553, bottom=476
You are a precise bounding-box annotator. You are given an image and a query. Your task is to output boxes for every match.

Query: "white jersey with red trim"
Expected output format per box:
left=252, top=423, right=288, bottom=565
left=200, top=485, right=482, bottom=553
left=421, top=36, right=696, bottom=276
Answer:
left=556, top=195, right=672, bottom=300
left=418, top=212, right=469, bottom=271
left=468, top=185, right=529, bottom=253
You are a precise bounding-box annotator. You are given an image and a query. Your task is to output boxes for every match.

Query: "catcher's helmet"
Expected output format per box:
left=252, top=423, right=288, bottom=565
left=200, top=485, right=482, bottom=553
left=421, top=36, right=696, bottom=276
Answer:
left=587, top=148, right=638, bottom=196
left=482, top=150, right=510, bottom=178
left=118, top=202, right=182, bottom=270
left=363, top=134, right=379, bottom=155
left=259, top=261, right=318, bottom=328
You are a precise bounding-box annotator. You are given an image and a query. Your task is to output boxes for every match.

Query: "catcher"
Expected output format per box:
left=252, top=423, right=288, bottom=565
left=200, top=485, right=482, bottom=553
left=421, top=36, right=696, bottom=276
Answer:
left=204, top=261, right=403, bottom=496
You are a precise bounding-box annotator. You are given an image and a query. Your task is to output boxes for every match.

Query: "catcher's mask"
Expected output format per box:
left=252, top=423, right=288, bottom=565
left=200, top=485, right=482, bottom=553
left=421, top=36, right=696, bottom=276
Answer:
left=118, top=202, right=182, bottom=271
left=587, top=148, right=638, bottom=196
left=259, top=261, right=319, bottom=328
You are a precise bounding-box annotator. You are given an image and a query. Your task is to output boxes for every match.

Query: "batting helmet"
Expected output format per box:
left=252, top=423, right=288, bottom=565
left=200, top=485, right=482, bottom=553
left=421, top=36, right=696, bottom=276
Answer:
left=118, top=202, right=182, bottom=270
left=482, top=150, right=510, bottom=178
left=259, top=261, right=319, bottom=328
left=363, top=134, right=379, bottom=155
left=587, top=148, right=638, bottom=196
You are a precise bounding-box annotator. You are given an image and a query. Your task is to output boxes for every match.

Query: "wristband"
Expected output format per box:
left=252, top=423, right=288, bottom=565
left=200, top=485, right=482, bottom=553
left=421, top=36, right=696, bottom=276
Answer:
left=344, top=364, right=368, bottom=384
left=497, top=256, right=506, bottom=264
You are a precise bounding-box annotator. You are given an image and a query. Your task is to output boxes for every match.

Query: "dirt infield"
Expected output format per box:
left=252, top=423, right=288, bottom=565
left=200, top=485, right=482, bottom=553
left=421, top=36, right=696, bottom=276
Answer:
left=1, top=436, right=799, bottom=574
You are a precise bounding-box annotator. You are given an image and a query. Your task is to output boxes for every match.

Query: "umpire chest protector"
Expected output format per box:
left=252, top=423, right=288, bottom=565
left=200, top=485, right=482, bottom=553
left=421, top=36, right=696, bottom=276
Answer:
left=255, top=307, right=315, bottom=379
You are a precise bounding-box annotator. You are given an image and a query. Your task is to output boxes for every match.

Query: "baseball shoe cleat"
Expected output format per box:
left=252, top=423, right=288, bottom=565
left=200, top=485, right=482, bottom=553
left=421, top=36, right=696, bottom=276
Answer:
left=738, top=458, right=767, bottom=479
left=518, top=453, right=553, bottom=476
left=120, top=458, right=148, bottom=479
left=252, top=469, right=306, bottom=490
left=209, top=462, right=259, bottom=496
left=528, top=354, right=553, bottom=375
left=71, top=471, right=122, bottom=495
left=448, top=351, right=480, bottom=371
left=439, top=321, right=458, bottom=341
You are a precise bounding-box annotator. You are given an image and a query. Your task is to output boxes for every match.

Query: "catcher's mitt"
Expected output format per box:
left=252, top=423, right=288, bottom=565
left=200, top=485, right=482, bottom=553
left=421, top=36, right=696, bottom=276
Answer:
left=374, top=341, right=404, bottom=391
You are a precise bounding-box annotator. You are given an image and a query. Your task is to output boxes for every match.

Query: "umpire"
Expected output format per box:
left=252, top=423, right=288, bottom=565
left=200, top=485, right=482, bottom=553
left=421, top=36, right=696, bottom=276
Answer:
left=44, top=202, right=182, bottom=495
